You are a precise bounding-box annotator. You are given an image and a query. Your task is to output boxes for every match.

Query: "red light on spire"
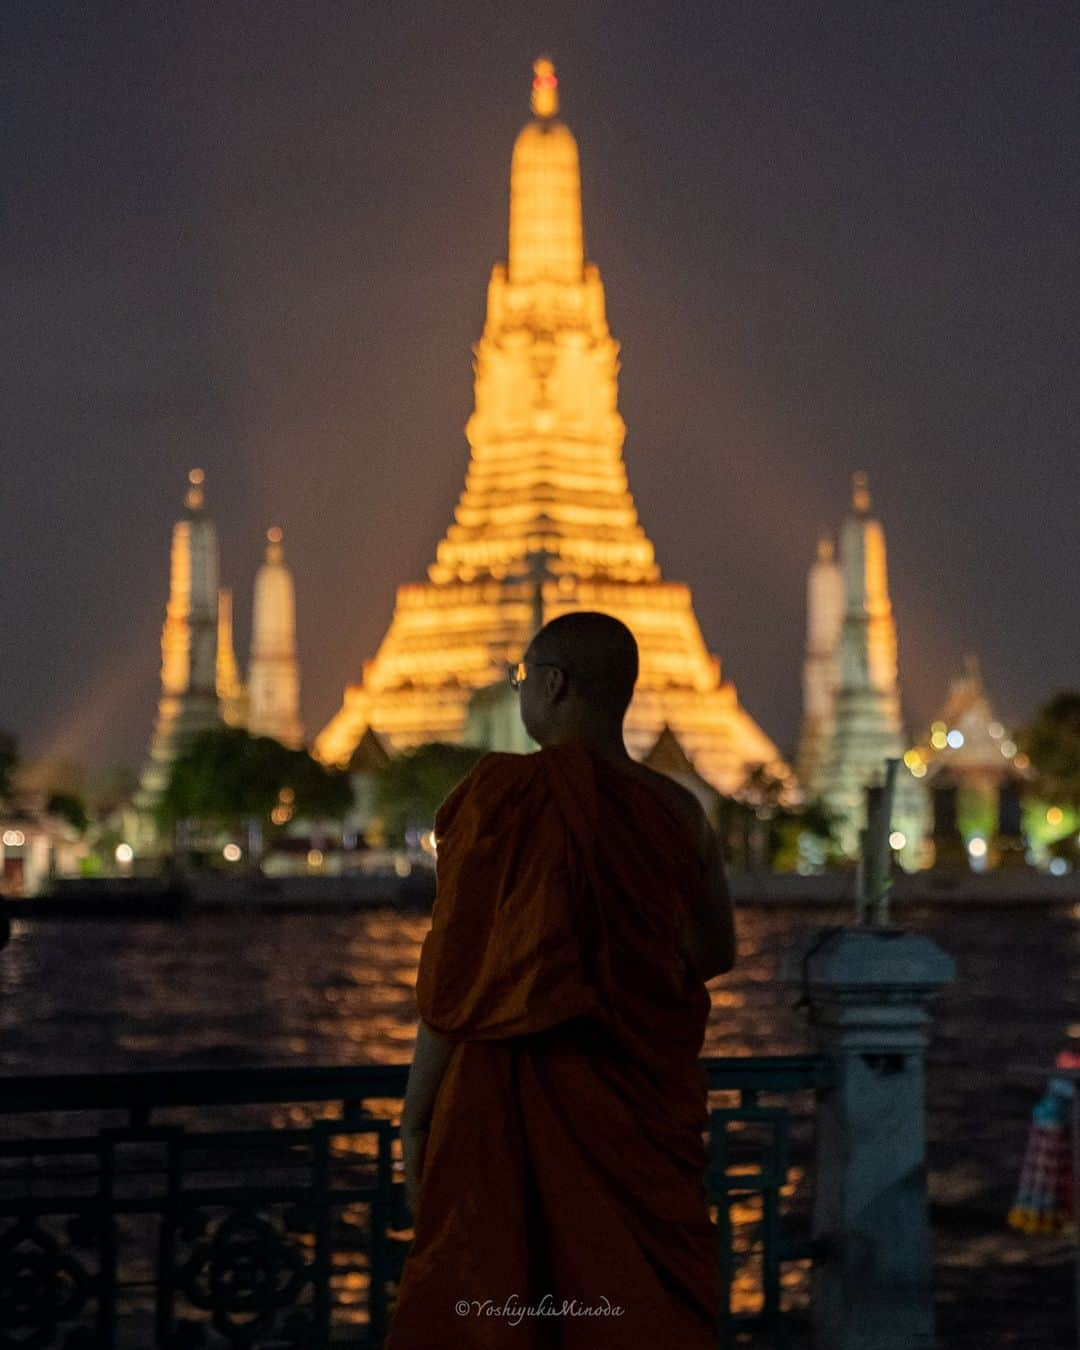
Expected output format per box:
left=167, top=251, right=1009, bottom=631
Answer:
left=530, top=58, right=559, bottom=118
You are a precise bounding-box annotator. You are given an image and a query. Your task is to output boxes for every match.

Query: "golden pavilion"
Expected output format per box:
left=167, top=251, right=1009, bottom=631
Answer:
left=315, top=60, right=781, bottom=793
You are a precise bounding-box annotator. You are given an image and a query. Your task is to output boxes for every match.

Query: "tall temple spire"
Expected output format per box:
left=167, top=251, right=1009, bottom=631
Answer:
left=813, top=478, right=925, bottom=856
left=795, top=530, right=844, bottom=793
left=247, top=526, right=303, bottom=749
left=135, top=469, right=223, bottom=828
left=315, top=62, right=783, bottom=793
left=508, top=57, right=584, bottom=284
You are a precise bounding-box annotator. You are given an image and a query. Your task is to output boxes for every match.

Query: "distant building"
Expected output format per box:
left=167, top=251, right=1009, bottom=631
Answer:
left=0, top=804, right=86, bottom=897
left=247, top=528, right=303, bottom=749
left=905, top=655, right=1027, bottom=866
left=345, top=727, right=393, bottom=844
left=135, top=474, right=305, bottom=846
left=315, top=59, right=783, bottom=795
left=799, top=474, right=925, bottom=860
left=795, top=535, right=844, bottom=793
left=135, top=470, right=223, bottom=823
left=465, top=680, right=536, bottom=755
left=642, top=725, right=722, bottom=828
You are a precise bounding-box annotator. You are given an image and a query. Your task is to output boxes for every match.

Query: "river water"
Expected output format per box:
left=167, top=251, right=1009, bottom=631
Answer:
left=0, top=901, right=1076, bottom=1347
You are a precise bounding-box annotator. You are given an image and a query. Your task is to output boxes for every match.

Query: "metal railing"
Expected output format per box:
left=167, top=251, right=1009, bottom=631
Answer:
left=0, top=1056, right=830, bottom=1347
left=705, top=1056, right=831, bottom=1343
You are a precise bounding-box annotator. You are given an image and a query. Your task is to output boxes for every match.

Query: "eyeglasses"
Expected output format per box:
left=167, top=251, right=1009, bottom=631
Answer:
left=507, top=660, right=563, bottom=689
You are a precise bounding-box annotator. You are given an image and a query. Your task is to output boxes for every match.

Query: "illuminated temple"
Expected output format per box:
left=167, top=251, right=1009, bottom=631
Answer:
left=315, top=60, right=781, bottom=792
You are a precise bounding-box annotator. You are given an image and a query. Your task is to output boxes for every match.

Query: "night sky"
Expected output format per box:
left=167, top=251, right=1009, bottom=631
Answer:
left=5, top=2, right=1078, bottom=774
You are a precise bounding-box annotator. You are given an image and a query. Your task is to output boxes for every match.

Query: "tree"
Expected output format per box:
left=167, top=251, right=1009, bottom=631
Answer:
left=158, top=728, right=353, bottom=834
left=798, top=797, right=841, bottom=846
left=740, top=763, right=788, bottom=814
left=729, top=764, right=841, bottom=872
left=1019, top=691, right=1080, bottom=810
left=46, top=792, right=89, bottom=833
left=0, top=730, right=17, bottom=801
left=372, top=742, right=487, bottom=844
left=775, top=797, right=844, bottom=872
left=735, top=763, right=790, bottom=870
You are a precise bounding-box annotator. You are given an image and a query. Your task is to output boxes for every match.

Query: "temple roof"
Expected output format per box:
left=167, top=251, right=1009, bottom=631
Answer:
left=347, top=726, right=391, bottom=775
left=902, top=654, right=1027, bottom=783
left=643, top=724, right=698, bottom=778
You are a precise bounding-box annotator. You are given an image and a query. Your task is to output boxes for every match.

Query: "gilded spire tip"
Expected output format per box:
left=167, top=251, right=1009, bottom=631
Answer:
left=266, top=525, right=284, bottom=563
left=531, top=57, right=558, bottom=119
left=852, top=470, right=871, bottom=514
left=185, top=467, right=205, bottom=511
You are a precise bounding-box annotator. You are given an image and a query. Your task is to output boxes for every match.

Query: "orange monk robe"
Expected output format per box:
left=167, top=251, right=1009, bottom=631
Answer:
left=385, top=744, right=720, bottom=1350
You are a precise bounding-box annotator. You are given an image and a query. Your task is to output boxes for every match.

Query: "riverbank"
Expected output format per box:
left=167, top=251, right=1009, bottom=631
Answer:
left=10, top=866, right=1079, bottom=918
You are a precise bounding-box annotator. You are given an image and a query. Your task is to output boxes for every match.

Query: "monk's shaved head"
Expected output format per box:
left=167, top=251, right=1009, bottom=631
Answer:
left=525, top=611, right=639, bottom=721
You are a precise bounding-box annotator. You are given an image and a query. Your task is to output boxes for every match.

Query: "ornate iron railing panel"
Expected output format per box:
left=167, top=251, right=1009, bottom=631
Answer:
left=0, top=1069, right=410, bottom=1349
left=0, top=1056, right=830, bottom=1347
left=704, top=1056, right=832, bottom=1346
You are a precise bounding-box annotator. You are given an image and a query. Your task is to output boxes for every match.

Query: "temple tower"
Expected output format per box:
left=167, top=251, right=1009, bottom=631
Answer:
left=216, top=587, right=249, bottom=728
left=796, top=533, right=844, bottom=796
left=136, top=469, right=222, bottom=814
left=818, top=474, right=909, bottom=855
left=247, top=527, right=303, bottom=748
left=316, top=60, right=781, bottom=792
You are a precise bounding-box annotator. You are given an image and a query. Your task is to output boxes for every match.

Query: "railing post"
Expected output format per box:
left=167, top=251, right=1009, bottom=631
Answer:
left=801, top=927, right=955, bottom=1350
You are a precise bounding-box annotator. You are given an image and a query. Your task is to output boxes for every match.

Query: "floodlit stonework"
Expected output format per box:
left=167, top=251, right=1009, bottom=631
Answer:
left=247, top=528, right=303, bottom=749
left=796, top=534, right=844, bottom=793
left=804, top=473, right=926, bottom=857
left=135, top=470, right=222, bottom=814
left=216, top=586, right=249, bottom=729
left=137, top=480, right=307, bottom=841
left=316, top=60, right=781, bottom=792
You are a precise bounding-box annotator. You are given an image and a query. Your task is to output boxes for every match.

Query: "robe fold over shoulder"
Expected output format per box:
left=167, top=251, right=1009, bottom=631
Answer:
left=385, top=744, right=721, bottom=1349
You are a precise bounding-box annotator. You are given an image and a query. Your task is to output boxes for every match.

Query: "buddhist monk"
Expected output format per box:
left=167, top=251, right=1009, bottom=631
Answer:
left=385, top=611, right=735, bottom=1349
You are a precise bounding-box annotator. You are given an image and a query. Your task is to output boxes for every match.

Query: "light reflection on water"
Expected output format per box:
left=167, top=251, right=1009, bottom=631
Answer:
left=1, top=902, right=1073, bottom=1092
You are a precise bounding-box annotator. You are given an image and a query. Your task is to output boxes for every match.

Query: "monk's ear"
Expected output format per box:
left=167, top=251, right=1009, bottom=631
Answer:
left=545, top=664, right=569, bottom=701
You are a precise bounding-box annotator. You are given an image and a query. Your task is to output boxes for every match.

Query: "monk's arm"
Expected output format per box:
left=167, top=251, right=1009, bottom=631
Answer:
left=401, top=1019, right=455, bottom=1133
left=681, top=825, right=736, bottom=982
left=400, top=1020, right=456, bottom=1216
